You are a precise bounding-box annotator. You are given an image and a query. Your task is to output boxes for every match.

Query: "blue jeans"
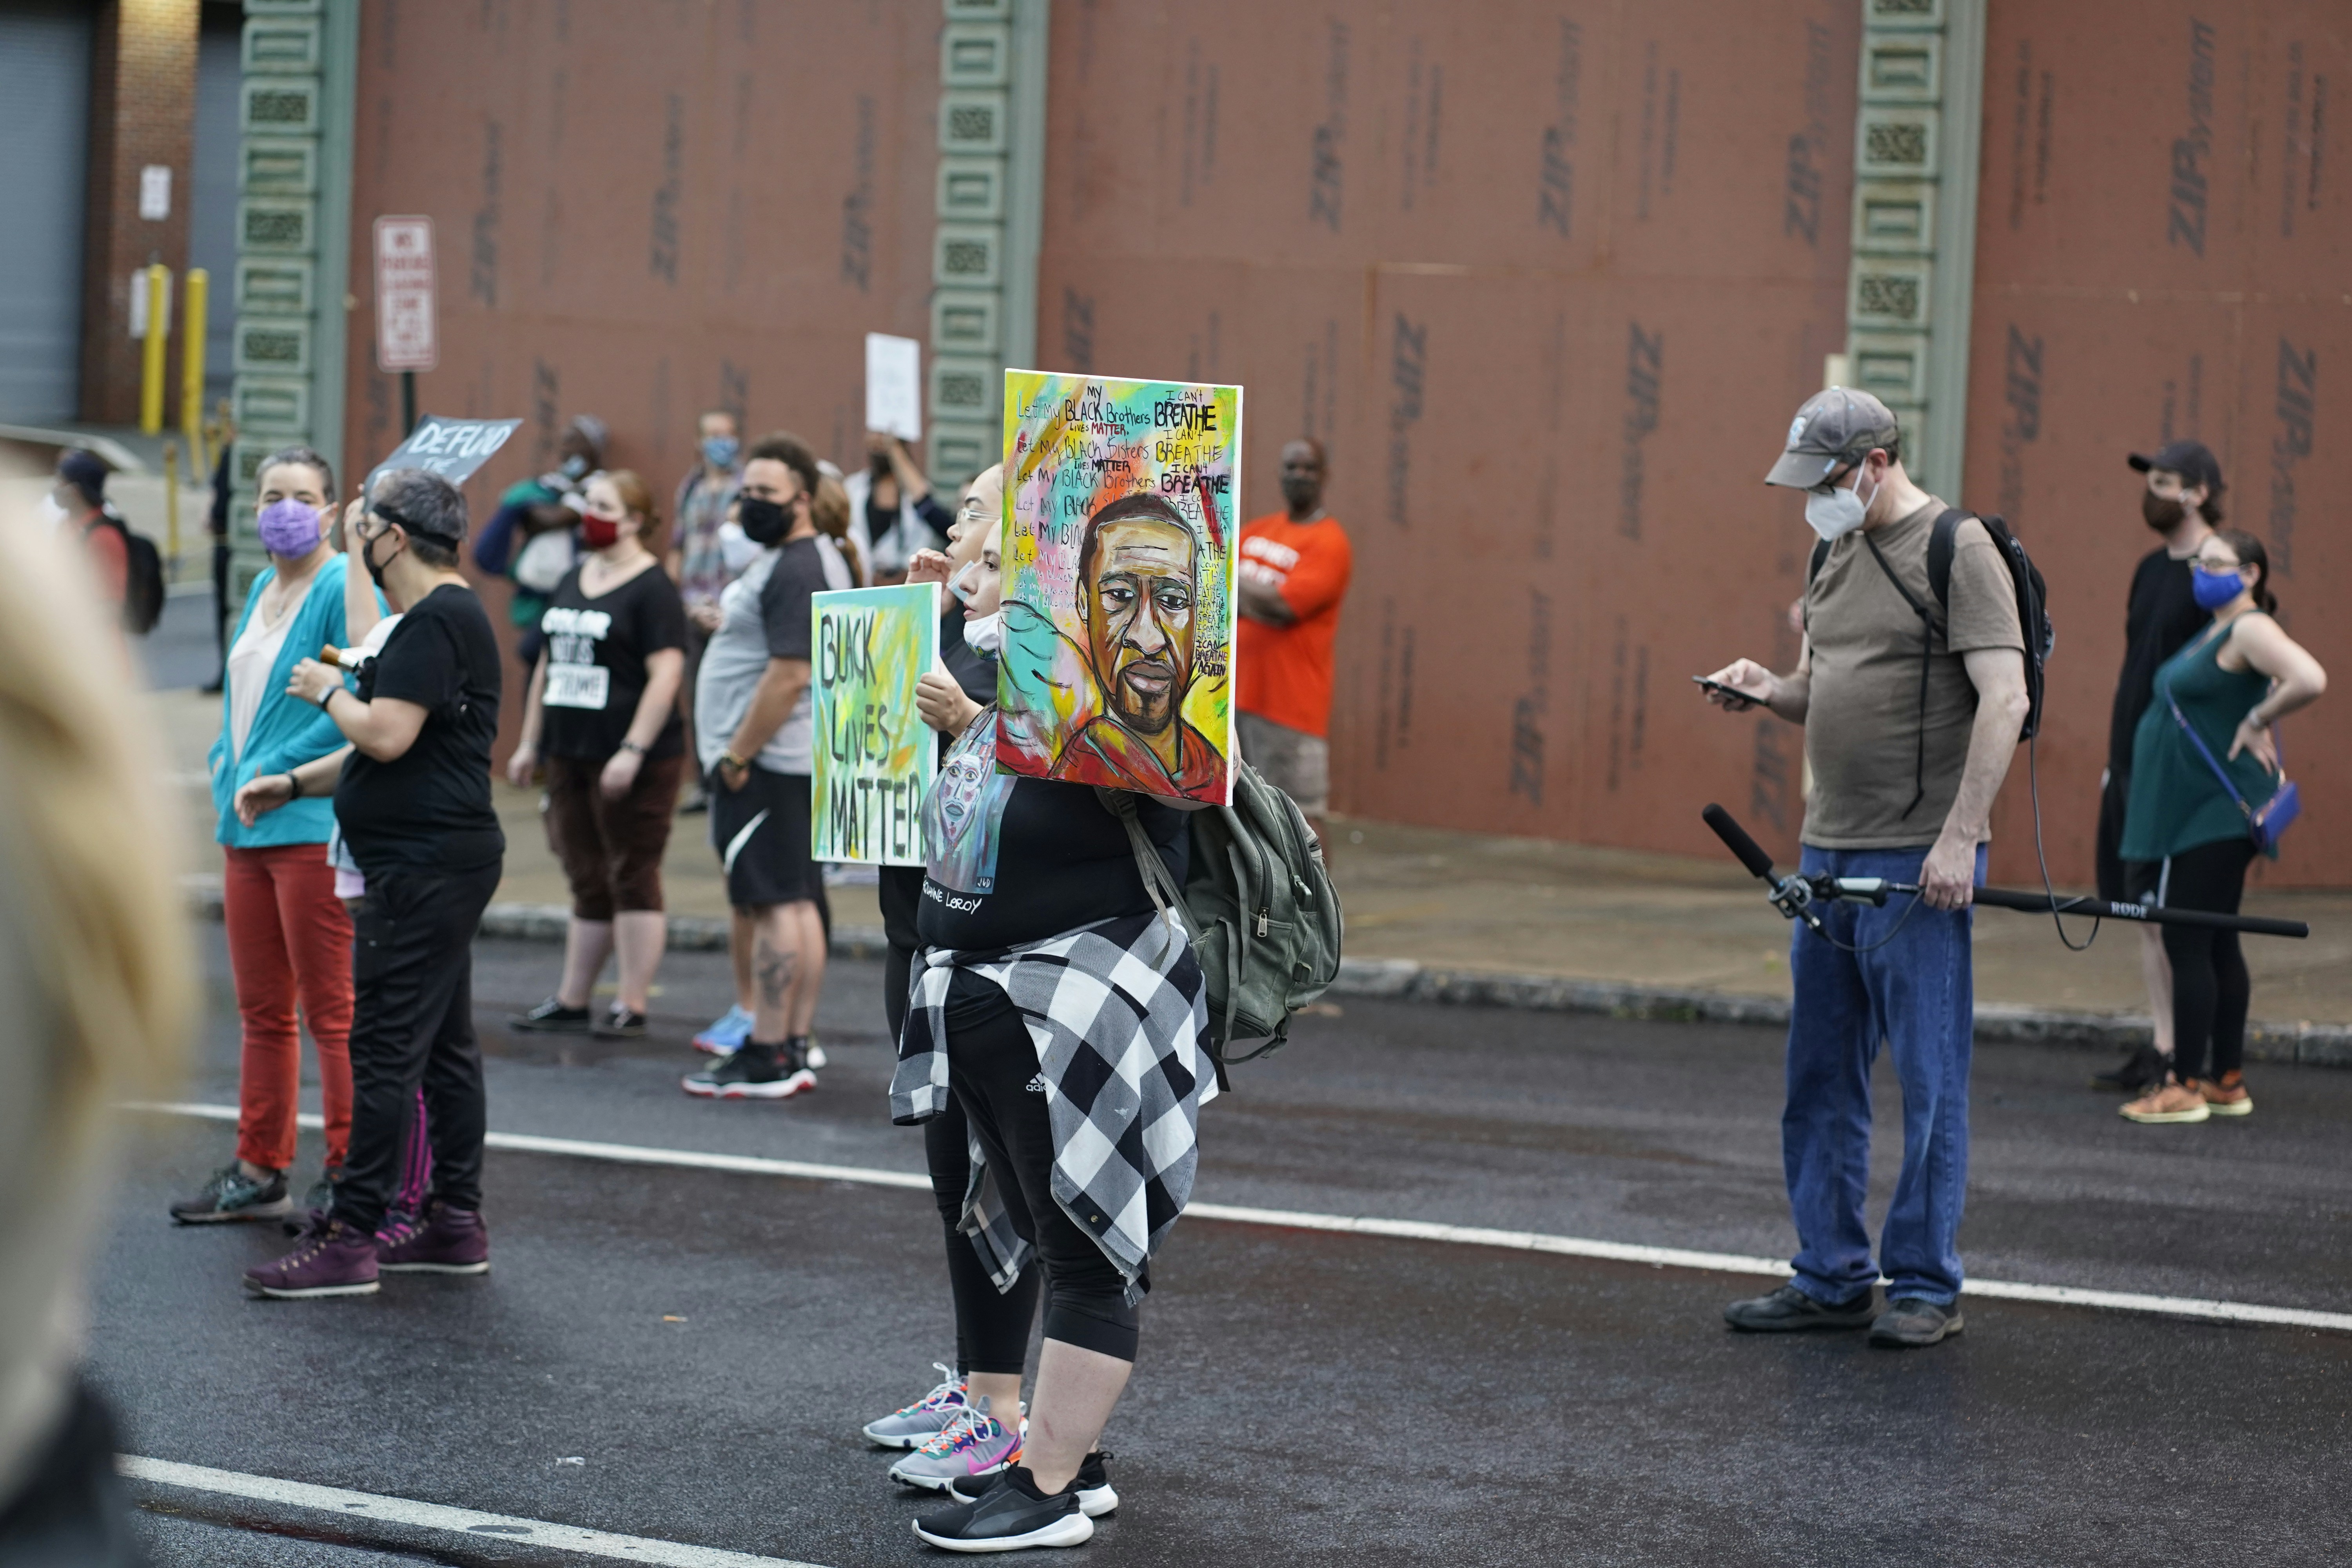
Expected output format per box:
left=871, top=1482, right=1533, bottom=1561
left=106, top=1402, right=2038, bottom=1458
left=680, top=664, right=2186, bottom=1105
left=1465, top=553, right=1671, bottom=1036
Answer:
left=1782, top=842, right=1984, bottom=1307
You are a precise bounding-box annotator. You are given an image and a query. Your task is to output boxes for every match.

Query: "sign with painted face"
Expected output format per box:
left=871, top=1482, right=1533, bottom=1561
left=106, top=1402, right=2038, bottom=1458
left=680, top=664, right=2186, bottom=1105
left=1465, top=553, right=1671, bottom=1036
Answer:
left=996, top=369, right=1241, bottom=805
left=810, top=581, right=939, bottom=866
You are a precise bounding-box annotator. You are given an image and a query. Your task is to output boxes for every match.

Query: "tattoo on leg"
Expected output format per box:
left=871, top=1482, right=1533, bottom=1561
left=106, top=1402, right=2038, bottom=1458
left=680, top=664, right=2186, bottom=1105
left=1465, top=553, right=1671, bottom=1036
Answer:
left=756, top=940, right=794, bottom=1010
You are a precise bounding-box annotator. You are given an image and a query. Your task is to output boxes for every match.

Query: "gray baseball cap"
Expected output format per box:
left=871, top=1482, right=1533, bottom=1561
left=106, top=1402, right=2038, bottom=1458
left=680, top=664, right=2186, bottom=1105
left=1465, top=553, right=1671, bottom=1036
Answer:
left=1765, top=387, right=1902, bottom=488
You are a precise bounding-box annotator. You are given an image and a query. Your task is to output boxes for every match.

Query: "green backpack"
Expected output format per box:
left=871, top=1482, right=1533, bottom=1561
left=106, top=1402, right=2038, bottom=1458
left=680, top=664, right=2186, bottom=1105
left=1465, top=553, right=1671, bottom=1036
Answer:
left=1101, top=762, right=1345, bottom=1084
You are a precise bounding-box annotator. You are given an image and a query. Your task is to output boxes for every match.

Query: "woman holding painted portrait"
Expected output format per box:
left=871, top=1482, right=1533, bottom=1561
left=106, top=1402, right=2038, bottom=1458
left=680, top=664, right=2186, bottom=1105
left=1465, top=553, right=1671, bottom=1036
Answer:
left=506, top=469, right=690, bottom=1038
left=171, top=448, right=381, bottom=1225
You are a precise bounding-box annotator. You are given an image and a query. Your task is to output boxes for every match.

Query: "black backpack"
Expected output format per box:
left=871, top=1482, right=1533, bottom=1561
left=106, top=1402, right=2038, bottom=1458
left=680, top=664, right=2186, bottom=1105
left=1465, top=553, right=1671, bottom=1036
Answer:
left=1808, top=508, right=2053, bottom=815
left=93, top=511, right=166, bottom=635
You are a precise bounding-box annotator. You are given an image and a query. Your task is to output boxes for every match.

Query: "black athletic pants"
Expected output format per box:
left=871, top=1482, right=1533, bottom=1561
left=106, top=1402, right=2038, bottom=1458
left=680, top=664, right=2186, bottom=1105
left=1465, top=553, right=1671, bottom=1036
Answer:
left=2158, top=837, right=2258, bottom=1083
left=333, top=863, right=501, bottom=1236
left=945, top=973, right=1140, bottom=1363
left=884, top=866, right=1042, bottom=1377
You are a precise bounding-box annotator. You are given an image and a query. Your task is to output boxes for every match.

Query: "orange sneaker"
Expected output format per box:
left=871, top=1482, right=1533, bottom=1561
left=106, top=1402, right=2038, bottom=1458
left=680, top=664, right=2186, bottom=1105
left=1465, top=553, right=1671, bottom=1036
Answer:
left=2121, top=1080, right=2211, bottom=1123
left=2200, top=1071, right=2253, bottom=1117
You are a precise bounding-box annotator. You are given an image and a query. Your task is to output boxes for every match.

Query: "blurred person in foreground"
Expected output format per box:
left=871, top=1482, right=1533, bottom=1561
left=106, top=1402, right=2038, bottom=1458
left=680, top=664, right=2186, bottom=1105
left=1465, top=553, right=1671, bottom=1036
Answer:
left=1236, top=438, right=1352, bottom=842
left=474, top=414, right=608, bottom=679
left=1701, top=388, right=2028, bottom=1350
left=0, top=484, right=194, bottom=1562
left=2116, top=531, right=2325, bottom=1125
left=505, top=470, right=690, bottom=1039
left=235, top=469, right=505, bottom=1298
left=171, top=447, right=384, bottom=1226
left=682, top=434, right=854, bottom=1099
left=846, top=431, right=953, bottom=585
left=669, top=408, right=743, bottom=814
left=2089, top=440, right=2223, bottom=1093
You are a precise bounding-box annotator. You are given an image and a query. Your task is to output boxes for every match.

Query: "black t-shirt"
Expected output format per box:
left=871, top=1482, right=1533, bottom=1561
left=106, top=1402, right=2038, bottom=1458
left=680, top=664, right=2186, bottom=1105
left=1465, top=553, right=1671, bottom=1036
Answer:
left=918, top=711, right=1189, bottom=952
left=537, top=559, right=689, bottom=760
left=2107, top=547, right=2209, bottom=776
left=336, top=584, right=506, bottom=877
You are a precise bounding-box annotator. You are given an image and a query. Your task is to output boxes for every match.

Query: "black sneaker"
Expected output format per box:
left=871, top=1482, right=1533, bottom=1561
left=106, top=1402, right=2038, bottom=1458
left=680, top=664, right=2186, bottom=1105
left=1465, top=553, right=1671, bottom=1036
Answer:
left=1870, top=1296, right=1965, bottom=1348
left=2093, top=1043, right=2169, bottom=1092
left=1724, top=1282, right=1877, bottom=1332
left=593, top=1005, right=648, bottom=1039
left=914, top=1465, right=1093, bottom=1552
left=949, top=1450, right=1117, bottom=1517
left=682, top=1040, right=815, bottom=1100
left=510, top=998, right=593, bottom=1033
left=788, top=1033, right=828, bottom=1071
left=170, top=1163, right=292, bottom=1225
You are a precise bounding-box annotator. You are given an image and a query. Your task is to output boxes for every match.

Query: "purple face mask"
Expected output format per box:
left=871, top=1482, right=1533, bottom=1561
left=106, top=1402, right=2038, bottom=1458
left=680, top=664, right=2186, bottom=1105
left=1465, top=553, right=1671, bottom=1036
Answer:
left=257, top=498, right=322, bottom=557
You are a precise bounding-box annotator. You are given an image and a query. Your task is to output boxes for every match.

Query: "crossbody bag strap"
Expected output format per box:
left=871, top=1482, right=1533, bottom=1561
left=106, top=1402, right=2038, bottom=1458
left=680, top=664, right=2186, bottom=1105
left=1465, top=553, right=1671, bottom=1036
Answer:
left=1860, top=529, right=1938, bottom=821
left=2165, top=693, right=2262, bottom=824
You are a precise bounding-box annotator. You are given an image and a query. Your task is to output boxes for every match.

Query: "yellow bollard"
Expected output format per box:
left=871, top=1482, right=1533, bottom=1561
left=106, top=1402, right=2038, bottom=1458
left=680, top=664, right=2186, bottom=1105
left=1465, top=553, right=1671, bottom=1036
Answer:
left=140, top=264, right=170, bottom=436
left=182, top=269, right=209, bottom=475
left=164, top=440, right=181, bottom=571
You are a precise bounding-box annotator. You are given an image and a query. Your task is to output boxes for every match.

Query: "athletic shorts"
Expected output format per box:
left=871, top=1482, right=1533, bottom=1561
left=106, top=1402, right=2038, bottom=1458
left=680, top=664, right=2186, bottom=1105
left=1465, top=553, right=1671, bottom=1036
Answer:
left=1238, top=711, right=1330, bottom=817
left=709, top=765, right=820, bottom=910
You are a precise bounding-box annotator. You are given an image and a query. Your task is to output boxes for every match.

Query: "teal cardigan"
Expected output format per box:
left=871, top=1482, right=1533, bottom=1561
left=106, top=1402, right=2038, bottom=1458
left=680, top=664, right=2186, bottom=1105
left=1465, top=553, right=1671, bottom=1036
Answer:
left=208, top=556, right=384, bottom=848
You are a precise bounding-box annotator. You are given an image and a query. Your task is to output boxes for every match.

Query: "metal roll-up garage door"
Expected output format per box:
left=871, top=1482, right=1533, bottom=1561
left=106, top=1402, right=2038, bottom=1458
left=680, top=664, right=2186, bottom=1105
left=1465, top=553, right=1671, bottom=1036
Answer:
left=0, top=1, right=93, bottom=422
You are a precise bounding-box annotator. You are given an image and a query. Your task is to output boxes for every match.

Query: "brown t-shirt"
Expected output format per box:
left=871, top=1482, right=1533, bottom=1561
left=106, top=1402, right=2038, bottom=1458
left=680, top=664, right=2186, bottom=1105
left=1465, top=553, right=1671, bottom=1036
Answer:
left=1800, top=498, right=2025, bottom=848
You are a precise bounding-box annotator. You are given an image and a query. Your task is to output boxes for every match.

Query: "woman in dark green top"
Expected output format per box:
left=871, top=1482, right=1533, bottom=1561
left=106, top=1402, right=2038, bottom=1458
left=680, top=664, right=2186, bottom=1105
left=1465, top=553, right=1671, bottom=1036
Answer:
left=2118, top=531, right=2327, bottom=1124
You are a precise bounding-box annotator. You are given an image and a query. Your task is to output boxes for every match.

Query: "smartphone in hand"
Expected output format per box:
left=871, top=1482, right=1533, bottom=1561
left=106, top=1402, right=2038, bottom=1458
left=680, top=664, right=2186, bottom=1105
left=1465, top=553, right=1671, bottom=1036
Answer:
left=1692, top=674, right=1757, bottom=711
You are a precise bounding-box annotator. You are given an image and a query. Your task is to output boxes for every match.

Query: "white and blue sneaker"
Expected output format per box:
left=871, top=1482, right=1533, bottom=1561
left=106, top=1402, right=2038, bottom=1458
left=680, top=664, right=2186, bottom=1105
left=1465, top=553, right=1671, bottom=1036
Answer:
left=863, top=1363, right=969, bottom=1449
left=888, top=1397, right=1024, bottom=1492
left=692, top=1004, right=752, bottom=1056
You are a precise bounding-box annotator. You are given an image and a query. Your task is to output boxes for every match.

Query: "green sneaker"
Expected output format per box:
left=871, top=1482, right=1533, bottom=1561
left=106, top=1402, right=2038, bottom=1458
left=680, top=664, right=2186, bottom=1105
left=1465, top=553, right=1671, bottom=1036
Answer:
left=170, top=1163, right=293, bottom=1225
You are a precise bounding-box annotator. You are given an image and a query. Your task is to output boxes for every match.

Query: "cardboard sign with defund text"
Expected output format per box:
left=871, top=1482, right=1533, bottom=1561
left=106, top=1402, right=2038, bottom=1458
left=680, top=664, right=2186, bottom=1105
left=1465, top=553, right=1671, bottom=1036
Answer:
left=811, top=582, right=939, bottom=866
left=363, top=416, right=523, bottom=499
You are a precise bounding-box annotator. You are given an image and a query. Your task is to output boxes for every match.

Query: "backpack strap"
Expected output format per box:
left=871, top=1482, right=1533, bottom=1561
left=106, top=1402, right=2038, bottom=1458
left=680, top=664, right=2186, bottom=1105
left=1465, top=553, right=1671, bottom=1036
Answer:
left=1926, top=506, right=1973, bottom=612
left=1806, top=536, right=1829, bottom=585
left=1093, top=788, right=1199, bottom=943
left=1858, top=527, right=1939, bottom=822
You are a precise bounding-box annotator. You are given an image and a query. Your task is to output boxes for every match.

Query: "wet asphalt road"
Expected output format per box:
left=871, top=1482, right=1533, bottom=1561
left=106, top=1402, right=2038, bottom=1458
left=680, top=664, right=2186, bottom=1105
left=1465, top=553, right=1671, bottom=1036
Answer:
left=98, top=927, right=2352, bottom=1566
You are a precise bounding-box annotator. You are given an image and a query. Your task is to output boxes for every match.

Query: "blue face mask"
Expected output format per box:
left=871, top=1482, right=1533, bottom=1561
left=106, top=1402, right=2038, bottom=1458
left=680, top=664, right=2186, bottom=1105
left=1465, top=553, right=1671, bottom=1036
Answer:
left=701, top=435, right=739, bottom=470
left=2191, top=564, right=2245, bottom=611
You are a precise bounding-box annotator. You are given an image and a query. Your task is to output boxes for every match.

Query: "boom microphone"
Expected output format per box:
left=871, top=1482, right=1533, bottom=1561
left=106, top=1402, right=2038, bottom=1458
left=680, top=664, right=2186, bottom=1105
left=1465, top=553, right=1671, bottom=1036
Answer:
left=1702, top=803, right=1778, bottom=880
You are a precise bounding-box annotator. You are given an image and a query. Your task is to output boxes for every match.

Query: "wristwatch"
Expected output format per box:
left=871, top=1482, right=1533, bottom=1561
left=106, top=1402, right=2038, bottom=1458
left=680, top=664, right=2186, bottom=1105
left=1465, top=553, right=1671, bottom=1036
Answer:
left=718, top=750, right=748, bottom=773
left=315, top=686, right=338, bottom=713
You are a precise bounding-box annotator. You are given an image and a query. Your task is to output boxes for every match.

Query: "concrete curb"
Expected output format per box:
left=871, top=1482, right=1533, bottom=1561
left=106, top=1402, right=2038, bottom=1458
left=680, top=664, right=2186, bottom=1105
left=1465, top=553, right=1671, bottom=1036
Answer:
left=180, top=882, right=2352, bottom=1068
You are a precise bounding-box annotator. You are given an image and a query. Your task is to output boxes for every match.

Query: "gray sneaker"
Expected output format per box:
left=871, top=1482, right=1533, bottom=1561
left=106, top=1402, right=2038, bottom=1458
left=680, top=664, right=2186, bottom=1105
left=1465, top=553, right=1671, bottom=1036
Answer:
left=1869, top=1296, right=1965, bottom=1348
left=863, top=1363, right=970, bottom=1449
left=887, top=1397, right=1023, bottom=1493
left=170, top=1163, right=292, bottom=1225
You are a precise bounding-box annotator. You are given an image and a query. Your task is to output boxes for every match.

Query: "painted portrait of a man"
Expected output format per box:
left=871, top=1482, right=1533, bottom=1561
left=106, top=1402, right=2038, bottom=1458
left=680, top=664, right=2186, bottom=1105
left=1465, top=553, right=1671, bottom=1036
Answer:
left=1045, top=492, right=1223, bottom=796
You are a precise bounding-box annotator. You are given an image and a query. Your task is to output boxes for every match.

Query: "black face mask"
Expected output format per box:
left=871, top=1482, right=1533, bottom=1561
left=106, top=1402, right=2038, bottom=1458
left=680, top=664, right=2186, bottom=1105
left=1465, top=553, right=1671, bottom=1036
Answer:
left=739, top=495, right=792, bottom=546
left=2142, top=490, right=2187, bottom=532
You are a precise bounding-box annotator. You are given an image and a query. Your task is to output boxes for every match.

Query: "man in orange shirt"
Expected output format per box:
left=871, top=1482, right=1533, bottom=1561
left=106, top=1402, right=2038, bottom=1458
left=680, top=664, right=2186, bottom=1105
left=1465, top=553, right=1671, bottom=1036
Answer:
left=1236, top=439, right=1352, bottom=839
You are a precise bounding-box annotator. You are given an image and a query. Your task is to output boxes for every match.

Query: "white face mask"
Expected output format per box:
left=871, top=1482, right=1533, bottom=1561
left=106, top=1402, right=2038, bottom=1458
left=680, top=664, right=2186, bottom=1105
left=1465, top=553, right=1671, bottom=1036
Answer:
left=1804, top=467, right=1878, bottom=542
left=716, top=520, right=760, bottom=573
left=38, top=492, right=68, bottom=530
left=961, top=610, right=1004, bottom=658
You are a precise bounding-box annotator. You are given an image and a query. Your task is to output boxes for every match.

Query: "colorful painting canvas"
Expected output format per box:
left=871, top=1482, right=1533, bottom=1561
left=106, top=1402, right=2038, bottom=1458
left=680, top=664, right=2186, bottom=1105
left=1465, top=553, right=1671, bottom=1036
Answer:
left=996, top=369, right=1241, bottom=805
left=810, top=582, right=938, bottom=866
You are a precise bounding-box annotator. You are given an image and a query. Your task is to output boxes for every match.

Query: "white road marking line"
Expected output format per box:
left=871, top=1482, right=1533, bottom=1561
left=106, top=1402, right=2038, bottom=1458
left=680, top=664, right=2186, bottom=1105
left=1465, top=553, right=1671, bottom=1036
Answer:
left=127, top=1101, right=2352, bottom=1334
left=121, top=1455, right=828, bottom=1568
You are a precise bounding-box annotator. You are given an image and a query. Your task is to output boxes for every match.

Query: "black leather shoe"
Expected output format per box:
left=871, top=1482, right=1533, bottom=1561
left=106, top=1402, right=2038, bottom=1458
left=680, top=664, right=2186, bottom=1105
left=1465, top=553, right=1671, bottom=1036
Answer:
left=2093, top=1043, right=2169, bottom=1092
left=913, top=1465, right=1094, bottom=1552
left=1870, top=1296, right=1964, bottom=1347
left=1724, top=1282, right=1876, bottom=1332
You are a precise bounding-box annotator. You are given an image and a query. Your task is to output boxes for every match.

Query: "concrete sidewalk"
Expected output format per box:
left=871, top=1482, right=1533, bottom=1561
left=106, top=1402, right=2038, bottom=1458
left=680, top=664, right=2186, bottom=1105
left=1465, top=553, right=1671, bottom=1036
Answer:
left=154, top=688, right=2352, bottom=1064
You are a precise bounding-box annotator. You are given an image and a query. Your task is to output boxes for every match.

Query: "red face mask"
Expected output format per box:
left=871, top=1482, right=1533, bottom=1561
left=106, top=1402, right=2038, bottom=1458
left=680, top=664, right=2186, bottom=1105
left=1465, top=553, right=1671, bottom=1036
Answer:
left=581, top=512, right=622, bottom=550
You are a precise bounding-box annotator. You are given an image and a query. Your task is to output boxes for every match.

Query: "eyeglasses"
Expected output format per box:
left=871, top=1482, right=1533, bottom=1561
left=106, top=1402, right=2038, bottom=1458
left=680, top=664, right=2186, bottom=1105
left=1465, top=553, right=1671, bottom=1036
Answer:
left=2193, top=557, right=2243, bottom=573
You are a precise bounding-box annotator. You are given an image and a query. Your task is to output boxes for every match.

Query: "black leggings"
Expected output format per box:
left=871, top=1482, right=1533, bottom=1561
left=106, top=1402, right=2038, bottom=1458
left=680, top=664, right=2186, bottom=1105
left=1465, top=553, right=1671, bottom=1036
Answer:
left=885, top=868, right=1042, bottom=1378
left=946, top=975, right=1141, bottom=1363
left=2160, top=837, right=2258, bottom=1083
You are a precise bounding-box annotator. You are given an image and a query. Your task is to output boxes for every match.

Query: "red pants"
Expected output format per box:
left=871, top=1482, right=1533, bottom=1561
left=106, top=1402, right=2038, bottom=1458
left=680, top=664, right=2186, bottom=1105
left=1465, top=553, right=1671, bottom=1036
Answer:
left=223, top=844, right=355, bottom=1171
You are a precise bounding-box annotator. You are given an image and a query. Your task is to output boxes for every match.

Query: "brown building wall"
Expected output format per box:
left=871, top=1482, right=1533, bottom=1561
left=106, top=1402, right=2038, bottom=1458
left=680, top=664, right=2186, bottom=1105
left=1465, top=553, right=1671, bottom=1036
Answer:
left=1029, top=0, right=1859, bottom=865
left=1970, top=0, right=2350, bottom=888
left=339, top=0, right=945, bottom=753
left=79, top=0, right=201, bottom=425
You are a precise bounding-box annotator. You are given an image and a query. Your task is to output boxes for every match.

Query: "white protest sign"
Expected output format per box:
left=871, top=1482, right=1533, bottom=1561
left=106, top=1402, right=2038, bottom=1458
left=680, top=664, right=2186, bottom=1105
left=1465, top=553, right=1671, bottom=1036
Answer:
left=865, top=332, right=922, bottom=442
left=364, top=416, right=523, bottom=500
left=374, top=216, right=437, bottom=373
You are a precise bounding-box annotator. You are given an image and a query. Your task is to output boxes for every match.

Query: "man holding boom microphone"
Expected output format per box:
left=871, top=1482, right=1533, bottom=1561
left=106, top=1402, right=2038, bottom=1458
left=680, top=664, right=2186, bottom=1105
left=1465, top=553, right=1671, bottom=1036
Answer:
left=1700, top=388, right=2029, bottom=1349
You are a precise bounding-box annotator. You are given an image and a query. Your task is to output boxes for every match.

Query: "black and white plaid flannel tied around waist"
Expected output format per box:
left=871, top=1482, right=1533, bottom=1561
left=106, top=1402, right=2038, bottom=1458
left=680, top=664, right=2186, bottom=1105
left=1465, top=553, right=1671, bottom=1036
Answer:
left=888, top=909, right=1215, bottom=1305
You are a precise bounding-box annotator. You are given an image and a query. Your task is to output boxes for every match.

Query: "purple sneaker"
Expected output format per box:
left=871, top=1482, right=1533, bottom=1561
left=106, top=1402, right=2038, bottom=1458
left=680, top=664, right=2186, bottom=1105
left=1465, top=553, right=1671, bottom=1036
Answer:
left=376, top=1200, right=490, bottom=1275
left=243, top=1216, right=380, bottom=1299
